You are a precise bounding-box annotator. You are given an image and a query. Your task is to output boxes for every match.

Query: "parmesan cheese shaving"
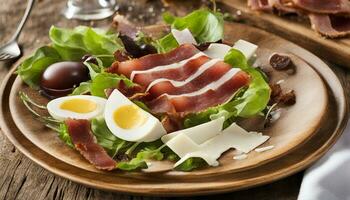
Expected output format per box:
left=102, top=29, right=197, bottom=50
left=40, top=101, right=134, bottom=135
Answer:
left=164, top=120, right=270, bottom=168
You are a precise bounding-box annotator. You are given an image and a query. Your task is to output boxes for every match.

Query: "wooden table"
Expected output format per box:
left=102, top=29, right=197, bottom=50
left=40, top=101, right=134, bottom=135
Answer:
left=0, top=0, right=348, bottom=199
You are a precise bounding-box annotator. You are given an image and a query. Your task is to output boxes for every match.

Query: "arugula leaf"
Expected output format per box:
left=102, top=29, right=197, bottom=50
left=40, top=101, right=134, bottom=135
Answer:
left=155, top=9, right=224, bottom=53
left=58, top=123, right=74, bottom=148
left=91, top=118, right=133, bottom=157
left=17, top=46, right=61, bottom=89
left=90, top=72, right=135, bottom=98
left=49, top=26, right=123, bottom=66
left=184, top=49, right=270, bottom=129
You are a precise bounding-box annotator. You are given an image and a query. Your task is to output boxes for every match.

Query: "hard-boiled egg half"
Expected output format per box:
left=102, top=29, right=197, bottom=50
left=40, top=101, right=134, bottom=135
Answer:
left=104, top=90, right=166, bottom=142
left=47, top=95, right=107, bottom=120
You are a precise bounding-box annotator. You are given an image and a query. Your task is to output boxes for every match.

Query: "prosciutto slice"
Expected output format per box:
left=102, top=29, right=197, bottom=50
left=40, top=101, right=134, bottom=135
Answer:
left=147, top=70, right=250, bottom=114
left=309, top=14, right=350, bottom=38
left=108, top=44, right=199, bottom=77
left=292, top=0, right=350, bottom=14
left=147, top=60, right=233, bottom=98
left=65, top=119, right=117, bottom=171
left=110, top=44, right=250, bottom=115
left=132, top=55, right=211, bottom=87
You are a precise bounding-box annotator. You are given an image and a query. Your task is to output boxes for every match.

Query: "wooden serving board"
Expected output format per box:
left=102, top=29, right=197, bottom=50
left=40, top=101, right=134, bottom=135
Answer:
left=219, top=0, right=350, bottom=69
left=0, top=22, right=348, bottom=195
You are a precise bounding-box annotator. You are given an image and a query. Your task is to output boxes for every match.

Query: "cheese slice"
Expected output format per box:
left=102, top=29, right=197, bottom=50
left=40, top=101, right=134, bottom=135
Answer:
left=172, top=28, right=198, bottom=45
left=164, top=121, right=270, bottom=168
left=203, top=43, right=232, bottom=60
left=166, top=134, right=200, bottom=158
left=170, top=27, right=257, bottom=60
left=161, top=117, right=225, bottom=144
left=232, top=39, right=258, bottom=59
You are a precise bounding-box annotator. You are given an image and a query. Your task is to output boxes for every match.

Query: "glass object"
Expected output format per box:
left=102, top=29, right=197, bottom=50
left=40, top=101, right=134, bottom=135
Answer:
left=63, top=0, right=117, bottom=20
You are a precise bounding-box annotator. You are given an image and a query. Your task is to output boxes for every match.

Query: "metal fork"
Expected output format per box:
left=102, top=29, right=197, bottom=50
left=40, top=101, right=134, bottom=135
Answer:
left=0, top=0, right=35, bottom=61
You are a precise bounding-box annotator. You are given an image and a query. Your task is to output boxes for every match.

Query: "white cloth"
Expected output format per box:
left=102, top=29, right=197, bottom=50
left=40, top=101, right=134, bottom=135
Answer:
left=298, top=118, right=350, bottom=200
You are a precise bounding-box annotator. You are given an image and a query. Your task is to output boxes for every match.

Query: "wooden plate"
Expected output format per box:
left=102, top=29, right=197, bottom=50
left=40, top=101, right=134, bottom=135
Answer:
left=0, top=22, right=348, bottom=196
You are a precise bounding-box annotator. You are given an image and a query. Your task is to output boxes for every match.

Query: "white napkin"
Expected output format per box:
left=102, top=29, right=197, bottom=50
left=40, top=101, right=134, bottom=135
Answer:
left=298, top=118, right=350, bottom=200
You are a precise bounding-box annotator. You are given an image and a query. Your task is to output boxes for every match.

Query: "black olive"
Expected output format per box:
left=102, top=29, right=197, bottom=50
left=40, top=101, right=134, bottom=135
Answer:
left=40, top=61, right=90, bottom=98
left=119, top=34, right=157, bottom=58
left=269, top=53, right=292, bottom=70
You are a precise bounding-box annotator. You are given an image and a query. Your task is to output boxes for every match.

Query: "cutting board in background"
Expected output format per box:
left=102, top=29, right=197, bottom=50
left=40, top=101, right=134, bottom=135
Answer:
left=219, top=0, right=350, bottom=69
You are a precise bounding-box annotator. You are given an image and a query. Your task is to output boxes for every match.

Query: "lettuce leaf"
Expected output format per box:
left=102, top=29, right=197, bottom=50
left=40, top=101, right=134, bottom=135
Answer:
left=71, top=81, right=91, bottom=95
left=90, top=72, right=135, bottom=98
left=175, top=157, right=207, bottom=171
left=224, top=49, right=271, bottom=117
left=17, top=46, right=61, bottom=89
left=155, top=9, right=224, bottom=53
left=91, top=118, right=133, bottom=157
left=49, top=26, right=123, bottom=65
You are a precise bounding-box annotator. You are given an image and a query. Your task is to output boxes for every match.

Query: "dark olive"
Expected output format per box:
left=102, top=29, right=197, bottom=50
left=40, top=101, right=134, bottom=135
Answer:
left=40, top=61, right=90, bottom=97
left=269, top=53, right=292, bottom=70
left=119, top=34, right=157, bottom=58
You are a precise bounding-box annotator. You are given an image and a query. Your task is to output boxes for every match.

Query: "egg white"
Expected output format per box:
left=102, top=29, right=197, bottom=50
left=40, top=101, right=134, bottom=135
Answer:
left=47, top=95, right=106, bottom=121
left=104, top=90, right=166, bottom=142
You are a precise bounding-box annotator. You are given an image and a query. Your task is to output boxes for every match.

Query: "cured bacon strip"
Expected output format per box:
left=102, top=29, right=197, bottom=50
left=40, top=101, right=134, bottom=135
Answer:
left=65, top=119, right=117, bottom=171
left=109, top=44, right=199, bottom=78
left=309, top=14, right=350, bottom=38
left=292, top=0, right=350, bottom=14
left=147, top=71, right=250, bottom=114
left=133, top=55, right=211, bottom=88
left=147, top=60, right=233, bottom=98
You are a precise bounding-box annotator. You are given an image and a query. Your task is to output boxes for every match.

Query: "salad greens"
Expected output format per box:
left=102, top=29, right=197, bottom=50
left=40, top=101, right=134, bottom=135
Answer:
left=184, top=49, right=270, bottom=128
left=90, top=73, right=135, bottom=98
left=17, top=26, right=124, bottom=89
left=58, top=123, right=74, bottom=148
left=17, top=46, right=61, bottom=89
left=49, top=26, right=122, bottom=65
left=18, top=7, right=271, bottom=172
left=155, top=9, right=224, bottom=53
left=91, top=118, right=133, bottom=158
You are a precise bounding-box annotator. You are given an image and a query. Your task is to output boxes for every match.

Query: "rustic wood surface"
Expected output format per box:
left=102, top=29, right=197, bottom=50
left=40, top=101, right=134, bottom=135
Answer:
left=0, top=0, right=349, bottom=199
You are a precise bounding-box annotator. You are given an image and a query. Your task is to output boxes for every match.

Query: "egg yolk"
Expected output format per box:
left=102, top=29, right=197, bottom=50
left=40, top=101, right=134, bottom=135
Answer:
left=60, top=99, right=97, bottom=113
left=114, top=105, right=145, bottom=129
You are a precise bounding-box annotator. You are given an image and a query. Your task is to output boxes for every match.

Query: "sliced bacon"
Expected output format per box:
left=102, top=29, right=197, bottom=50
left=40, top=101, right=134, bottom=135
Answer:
left=161, top=115, right=183, bottom=133
left=110, top=44, right=199, bottom=78
left=133, top=55, right=211, bottom=88
left=147, top=60, right=233, bottom=98
left=309, top=14, right=350, bottom=38
left=147, top=71, right=250, bottom=114
left=292, top=0, right=350, bottom=14
left=65, top=119, right=117, bottom=171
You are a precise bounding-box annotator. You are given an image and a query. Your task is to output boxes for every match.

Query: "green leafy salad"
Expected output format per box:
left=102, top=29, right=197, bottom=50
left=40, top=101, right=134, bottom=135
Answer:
left=17, top=8, right=271, bottom=172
